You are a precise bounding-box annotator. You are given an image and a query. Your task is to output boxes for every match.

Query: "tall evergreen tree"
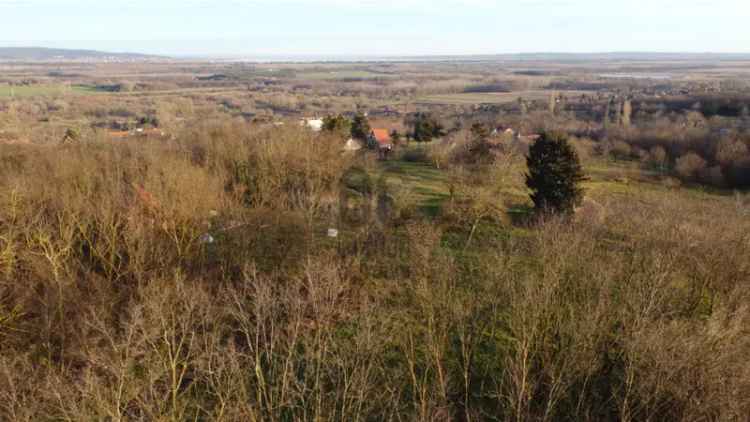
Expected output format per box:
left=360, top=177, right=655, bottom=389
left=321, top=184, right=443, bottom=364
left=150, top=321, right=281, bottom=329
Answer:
left=408, top=112, right=444, bottom=142
left=322, top=114, right=352, bottom=137
left=350, top=112, right=371, bottom=141
left=526, top=132, right=586, bottom=214
left=466, top=122, right=494, bottom=166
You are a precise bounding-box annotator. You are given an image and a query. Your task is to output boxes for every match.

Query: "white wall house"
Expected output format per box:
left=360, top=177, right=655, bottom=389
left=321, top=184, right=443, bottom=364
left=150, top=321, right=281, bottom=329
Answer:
left=301, top=118, right=323, bottom=132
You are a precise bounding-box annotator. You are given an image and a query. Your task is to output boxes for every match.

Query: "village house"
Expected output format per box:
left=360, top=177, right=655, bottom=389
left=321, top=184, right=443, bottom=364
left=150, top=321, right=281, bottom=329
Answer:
left=369, top=129, right=393, bottom=158
left=300, top=118, right=323, bottom=132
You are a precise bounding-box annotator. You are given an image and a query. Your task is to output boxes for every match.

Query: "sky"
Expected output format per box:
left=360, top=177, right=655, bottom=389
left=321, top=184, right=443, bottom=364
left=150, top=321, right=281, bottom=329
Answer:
left=0, top=0, right=749, bottom=57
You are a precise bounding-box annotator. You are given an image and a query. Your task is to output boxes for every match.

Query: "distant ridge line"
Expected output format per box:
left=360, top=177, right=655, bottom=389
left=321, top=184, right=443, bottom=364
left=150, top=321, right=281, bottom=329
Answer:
left=0, top=47, right=165, bottom=61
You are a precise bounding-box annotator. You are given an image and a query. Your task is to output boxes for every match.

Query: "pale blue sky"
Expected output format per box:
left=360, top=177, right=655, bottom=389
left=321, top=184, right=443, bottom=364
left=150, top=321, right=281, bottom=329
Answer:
left=1, top=0, right=748, bottom=56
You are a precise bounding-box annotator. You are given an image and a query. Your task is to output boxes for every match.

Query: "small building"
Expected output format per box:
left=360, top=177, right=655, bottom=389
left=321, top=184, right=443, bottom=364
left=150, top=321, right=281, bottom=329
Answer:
left=369, top=129, right=393, bottom=158
left=300, top=118, right=323, bottom=132
left=371, top=129, right=393, bottom=147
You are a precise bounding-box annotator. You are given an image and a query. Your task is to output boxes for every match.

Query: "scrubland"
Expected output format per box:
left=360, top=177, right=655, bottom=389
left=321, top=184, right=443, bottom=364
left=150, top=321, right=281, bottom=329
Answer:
left=1, top=58, right=750, bottom=421
left=0, top=117, right=748, bottom=421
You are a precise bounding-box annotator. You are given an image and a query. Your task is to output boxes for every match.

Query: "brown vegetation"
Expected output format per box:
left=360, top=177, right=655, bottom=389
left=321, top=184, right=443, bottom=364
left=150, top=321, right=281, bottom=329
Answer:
left=1, top=57, right=750, bottom=421
left=1, top=115, right=749, bottom=420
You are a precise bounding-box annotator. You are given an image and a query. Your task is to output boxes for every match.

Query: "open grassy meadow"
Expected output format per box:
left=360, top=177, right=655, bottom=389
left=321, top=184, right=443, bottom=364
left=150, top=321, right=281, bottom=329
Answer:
left=0, top=83, right=98, bottom=97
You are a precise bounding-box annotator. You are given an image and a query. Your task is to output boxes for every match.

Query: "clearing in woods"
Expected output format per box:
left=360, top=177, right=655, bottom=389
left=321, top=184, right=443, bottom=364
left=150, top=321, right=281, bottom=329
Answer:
left=377, top=148, right=694, bottom=220
left=380, top=158, right=451, bottom=216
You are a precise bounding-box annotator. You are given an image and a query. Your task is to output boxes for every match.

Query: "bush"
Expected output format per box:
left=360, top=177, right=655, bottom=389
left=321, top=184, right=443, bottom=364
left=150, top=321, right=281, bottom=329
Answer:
left=648, top=146, right=668, bottom=171
left=715, top=138, right=749, bottom=167
left=675, top=152, right=707, bottom=181
left=726, top=157, right=750, bottom=188
left=400, top=148, right=430, bottom=163
left=322, top=114, right=352, bottom=138
left=408, top=112, right=445, bottom=142
left=610, top=140, right=633, bottom=159
left=700, top=165, right=726, bottom=186
left=342, top=166, right=373, bottom=194
left=350, top=112, right=371, bottom=141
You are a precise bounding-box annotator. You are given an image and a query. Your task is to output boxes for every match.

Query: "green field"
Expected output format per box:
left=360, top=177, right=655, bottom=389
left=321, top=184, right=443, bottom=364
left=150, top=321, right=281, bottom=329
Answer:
left=0, top=84, right=96, bottom=98
left=374, top=145, right=696, bottom=223
left=381, top=159, right=451, bottom=215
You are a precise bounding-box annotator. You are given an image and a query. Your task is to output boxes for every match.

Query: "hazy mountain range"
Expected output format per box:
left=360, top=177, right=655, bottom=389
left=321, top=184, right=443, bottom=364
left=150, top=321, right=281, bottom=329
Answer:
left=0, top=47, right=161, bottom=61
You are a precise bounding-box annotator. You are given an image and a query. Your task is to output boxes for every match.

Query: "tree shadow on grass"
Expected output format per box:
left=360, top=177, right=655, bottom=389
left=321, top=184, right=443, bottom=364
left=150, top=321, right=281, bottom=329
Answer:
left=418, top=193, right=450, bottom=218
left=506, top=203, right=535, bottom=226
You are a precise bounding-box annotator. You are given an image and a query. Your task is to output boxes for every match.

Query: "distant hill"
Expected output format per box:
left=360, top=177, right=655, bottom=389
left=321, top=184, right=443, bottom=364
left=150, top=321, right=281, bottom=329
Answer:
left=0, top=47, right=163, bottom=61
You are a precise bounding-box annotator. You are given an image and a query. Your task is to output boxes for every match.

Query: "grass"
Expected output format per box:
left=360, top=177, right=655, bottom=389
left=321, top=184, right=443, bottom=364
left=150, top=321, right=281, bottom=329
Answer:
left=582, top=157, right=737, bottom=200
left=375, top=150, right=683, bottom=221
left=0, top=84, right=99, bottom=97
left=379, top=159, right=451, bottom=216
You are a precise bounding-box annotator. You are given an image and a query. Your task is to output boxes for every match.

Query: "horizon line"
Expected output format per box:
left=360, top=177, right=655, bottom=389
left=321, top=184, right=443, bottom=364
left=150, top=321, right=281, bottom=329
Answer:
left=4, top=46, right=750, bottom=60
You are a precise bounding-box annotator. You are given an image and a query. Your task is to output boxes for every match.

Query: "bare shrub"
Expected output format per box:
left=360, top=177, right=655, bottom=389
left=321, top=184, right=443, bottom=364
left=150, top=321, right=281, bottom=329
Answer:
left=700, top=165, right=726, bottom=186
left=648, top=146, right=668, bottom=170
left=2, top=103, right=749, bottom=422
left=675, top=152, right=707, bottom=181
left=715, top=138, right=749, bottom=166
left=610, top=140, right=633, bottom=160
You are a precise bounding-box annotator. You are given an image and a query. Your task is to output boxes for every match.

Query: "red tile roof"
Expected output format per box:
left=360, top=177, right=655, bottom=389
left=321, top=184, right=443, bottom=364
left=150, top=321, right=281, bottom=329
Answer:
left=372, top=129, right=392, bottom=146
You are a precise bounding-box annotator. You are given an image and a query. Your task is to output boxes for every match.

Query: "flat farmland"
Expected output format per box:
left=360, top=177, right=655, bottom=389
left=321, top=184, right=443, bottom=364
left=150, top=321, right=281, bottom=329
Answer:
left=0, top=84, right=95, bottom=97
left=298, top=70, right=394, bottom=80
left=416, top=90, right=588, bottom=105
